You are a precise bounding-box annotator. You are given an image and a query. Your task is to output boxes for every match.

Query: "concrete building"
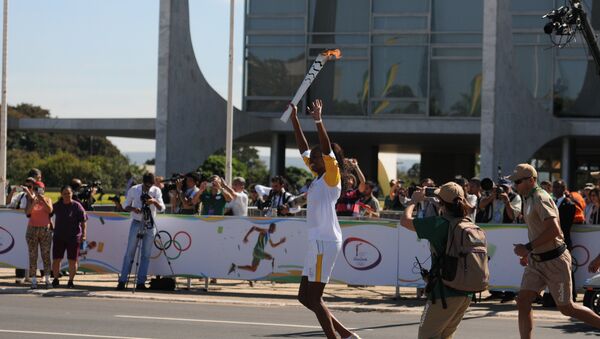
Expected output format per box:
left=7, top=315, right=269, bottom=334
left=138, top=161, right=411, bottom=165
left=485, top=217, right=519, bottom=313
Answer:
left=155, top=0, right=600, bottom=189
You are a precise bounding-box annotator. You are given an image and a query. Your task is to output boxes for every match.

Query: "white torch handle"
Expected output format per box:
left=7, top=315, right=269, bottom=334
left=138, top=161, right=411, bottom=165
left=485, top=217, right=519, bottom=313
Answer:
left=280, top=54, right=328, bottom=122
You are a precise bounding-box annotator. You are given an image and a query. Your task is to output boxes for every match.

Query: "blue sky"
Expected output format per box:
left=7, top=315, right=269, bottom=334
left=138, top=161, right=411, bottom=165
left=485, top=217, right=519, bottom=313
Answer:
left=7, top=0, right=245, bottom=153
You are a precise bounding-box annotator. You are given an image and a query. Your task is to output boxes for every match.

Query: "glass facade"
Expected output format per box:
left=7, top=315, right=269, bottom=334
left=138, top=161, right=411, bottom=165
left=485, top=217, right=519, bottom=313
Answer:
left=244, top=0, right=599, bottom=118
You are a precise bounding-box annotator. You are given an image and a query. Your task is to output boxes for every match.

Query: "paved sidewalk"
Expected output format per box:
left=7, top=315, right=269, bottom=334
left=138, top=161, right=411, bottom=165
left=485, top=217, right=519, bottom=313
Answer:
left=0, top=268, right=576, bottom=322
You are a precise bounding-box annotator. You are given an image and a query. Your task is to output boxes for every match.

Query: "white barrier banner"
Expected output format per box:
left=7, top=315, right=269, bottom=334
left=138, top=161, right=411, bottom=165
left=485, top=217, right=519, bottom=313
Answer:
left=0, top=209, right=598, bottom=289
left=0, top=210, right=398, bottom=285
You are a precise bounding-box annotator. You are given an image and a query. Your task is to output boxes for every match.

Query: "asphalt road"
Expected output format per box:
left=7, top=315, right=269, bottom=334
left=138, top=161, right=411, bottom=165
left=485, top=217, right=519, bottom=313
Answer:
left=0, top=294, right=597, bottom=338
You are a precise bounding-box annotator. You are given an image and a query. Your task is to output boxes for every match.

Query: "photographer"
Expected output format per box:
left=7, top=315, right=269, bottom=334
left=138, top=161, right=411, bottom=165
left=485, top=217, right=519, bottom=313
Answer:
left=400, top=183, right=473, bottom=338
left=256, top=176, right=294, bottom=217
left=174, top=172, right=201, bottom=215
left=223, top=177, right=249, bottom=216
left=384, top=179, right=408, bottom=211
left=7, top=177, right=36, bottom=210
left=478, top=179, right=521, bottom=223
left=416, top=178, right=440, bottom=218
left=116, top=173, right=165, bottom=290
left=358, top=180, right=381, bottom=218
left=193, top=175, right=233, bottom=216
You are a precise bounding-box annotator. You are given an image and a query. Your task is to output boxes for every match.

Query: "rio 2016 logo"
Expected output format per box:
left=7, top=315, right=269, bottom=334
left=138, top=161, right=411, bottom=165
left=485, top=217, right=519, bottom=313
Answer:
left=0, top=226, right=15, bottom=255
left=342, top=237, right=382, bottom=271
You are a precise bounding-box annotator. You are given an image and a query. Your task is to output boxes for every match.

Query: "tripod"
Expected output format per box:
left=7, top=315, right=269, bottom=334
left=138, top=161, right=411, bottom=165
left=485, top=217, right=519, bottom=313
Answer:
left=126, top=201, right=176, bottom=293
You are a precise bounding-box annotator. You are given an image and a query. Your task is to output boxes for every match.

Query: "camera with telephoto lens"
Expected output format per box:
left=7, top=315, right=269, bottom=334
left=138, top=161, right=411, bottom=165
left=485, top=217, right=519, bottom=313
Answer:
left=140, top=192, right=152, bottom=206
left=160, top=173, right=185, bottom=192
left=107, top=194, right=121, bottom=204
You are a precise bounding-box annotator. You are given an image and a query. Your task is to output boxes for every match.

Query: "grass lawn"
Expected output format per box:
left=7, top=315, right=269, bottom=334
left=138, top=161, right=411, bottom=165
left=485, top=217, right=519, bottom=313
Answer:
left=43, top=192, right=124, bottom=205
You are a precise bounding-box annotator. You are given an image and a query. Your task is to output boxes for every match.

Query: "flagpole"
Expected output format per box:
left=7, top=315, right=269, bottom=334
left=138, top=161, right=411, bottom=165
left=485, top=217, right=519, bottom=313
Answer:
left=225, top=0, right=234, bottom=184
left=0, top=0, right=8, bottom=205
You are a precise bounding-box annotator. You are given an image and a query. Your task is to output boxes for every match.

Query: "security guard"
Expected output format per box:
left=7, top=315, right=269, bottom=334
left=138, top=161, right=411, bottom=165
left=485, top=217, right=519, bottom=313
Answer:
left=510, top=164, right=600, bottom=338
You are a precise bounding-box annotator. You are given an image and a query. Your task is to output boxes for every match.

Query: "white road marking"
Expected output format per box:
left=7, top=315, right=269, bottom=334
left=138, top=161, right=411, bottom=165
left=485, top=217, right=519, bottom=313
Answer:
left=114, top=314, right=322, bottom=329
left=0, top=329, right=154, bottom=339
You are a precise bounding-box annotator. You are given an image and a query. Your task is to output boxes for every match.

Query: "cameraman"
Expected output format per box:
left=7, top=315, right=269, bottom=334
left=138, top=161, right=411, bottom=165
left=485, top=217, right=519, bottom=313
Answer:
left=175, top=172, right=200, bottom=215
left=71, top=178, right=96, bottom=211
left=257, top=176, right=295, bottom=216
left=116, top=173, right=165, bottom=290
left=478, top=179, right=521, bottom=223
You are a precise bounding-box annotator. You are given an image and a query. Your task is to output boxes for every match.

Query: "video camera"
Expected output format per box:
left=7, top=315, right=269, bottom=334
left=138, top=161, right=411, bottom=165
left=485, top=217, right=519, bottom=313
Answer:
left=543, top=5, right=577, bottom=36
left=160, top=173, right=185, bottom=191
left=76, top=180, right=104, bottom=210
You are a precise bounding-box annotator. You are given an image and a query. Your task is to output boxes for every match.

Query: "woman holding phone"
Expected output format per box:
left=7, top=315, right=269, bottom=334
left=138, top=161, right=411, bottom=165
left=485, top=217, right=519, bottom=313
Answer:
left=290, top=99, right=360, bottom=339
left=24, top=181, right=53, bottom=289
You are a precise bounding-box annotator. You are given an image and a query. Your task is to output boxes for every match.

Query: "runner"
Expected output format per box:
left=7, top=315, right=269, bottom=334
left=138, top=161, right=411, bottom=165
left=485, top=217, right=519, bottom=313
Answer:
left=229, top=223, right=286, bottom=273
left=510, top=163, right=600, bottom=338
left=289, top=99, right=360, bottom=339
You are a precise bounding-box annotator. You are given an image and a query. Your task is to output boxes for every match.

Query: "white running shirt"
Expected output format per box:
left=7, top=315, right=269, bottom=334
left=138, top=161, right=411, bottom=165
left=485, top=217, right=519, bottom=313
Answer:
left=302, top=150, right=342, bottom=242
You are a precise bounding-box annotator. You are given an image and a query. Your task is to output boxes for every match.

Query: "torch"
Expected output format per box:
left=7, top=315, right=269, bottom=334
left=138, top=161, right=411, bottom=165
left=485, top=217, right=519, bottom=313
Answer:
left=280, top=49, right=342, bottom=123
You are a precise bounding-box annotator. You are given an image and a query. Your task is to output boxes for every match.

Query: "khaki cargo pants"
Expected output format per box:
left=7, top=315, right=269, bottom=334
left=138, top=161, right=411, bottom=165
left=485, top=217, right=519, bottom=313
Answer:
left=418, top=295, right=471, bottom=339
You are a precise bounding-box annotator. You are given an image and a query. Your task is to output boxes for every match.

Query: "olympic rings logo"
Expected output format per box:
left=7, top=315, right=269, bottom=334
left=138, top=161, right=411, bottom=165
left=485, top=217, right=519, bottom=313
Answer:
left=151, top=230, right=192, bottom=260
left=571, top=245, right=590, bottom=273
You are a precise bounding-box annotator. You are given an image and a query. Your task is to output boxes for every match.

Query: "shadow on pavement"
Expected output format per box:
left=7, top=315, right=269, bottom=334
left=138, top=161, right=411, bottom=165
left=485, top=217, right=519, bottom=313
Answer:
left=542, top=322, right=600, bottom=336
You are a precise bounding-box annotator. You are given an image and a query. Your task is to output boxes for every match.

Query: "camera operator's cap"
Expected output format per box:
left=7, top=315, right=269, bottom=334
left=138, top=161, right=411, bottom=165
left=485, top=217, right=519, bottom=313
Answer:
left=498, top=178, right=512, bottom=188
left=508, top=163, right=538, bottom=181
left=434, top=182, right=465, bottom=204
left=34, top=181, right=45, bottom=188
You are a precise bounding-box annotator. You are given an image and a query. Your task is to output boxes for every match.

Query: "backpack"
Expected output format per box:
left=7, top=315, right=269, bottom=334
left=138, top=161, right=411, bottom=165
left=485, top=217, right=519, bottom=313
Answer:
left=438, top=216, right=489, bottom=293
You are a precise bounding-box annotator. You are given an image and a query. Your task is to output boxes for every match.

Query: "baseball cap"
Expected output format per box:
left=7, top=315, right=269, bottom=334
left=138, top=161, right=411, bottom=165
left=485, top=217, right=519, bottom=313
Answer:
left=434, top=182, right=465, bottom=204
left=584, top=183, right=596, bottom=190
left=508, top=164, right=537, bottom=182
left=498, top=178, right=512, bottom=187
left=34, top=181, right=45, bottom=189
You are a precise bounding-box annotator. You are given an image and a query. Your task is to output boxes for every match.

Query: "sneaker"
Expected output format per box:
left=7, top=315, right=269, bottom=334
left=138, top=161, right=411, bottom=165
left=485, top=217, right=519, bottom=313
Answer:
left=228, top=263, right=236, bottom=275
left=67, top=280, right=74, bottom=289
left=52, top=278, right=59, bottom=288
left=136, top=283, right=148, bottom=290
left=116, top=282, right=125, bottom=291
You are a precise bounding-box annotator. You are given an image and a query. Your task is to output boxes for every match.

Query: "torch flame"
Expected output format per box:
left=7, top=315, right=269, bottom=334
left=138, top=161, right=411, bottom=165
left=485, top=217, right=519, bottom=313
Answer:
left=320, top=49, right=342, bottom=60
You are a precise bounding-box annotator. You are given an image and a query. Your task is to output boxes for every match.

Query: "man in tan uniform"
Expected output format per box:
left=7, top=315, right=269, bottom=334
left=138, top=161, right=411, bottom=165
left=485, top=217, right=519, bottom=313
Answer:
left=511, top=164, right=600, bottom=338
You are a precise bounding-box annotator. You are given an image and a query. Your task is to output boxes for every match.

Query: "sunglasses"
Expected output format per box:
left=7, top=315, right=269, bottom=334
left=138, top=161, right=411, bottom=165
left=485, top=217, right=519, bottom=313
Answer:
left=514, top=177, right=531, bottom=185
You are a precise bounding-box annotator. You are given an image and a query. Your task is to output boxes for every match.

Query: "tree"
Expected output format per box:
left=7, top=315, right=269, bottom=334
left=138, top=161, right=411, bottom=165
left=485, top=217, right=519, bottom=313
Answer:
left=284, top=166, right=312, bottom=193
left=7, top=103, right=141, bottom=190
left=198, top=155, right=248, bottom=181
left=210, top=145, right=269, bottom=185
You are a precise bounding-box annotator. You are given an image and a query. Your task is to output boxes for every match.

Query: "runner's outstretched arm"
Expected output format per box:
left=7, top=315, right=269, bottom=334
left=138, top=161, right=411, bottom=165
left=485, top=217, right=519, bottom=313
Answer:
left=290, top=104, right=309, bottom=154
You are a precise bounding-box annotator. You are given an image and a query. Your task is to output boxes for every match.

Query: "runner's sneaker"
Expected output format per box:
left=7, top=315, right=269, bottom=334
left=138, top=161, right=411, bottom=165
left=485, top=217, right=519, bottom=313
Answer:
left=67, top=280, right=75, bottom=289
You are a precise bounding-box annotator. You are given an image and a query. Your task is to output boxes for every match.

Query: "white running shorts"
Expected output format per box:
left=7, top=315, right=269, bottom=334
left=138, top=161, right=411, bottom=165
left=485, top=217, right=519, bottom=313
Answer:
left=302, top=240, right=342, bottom=283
